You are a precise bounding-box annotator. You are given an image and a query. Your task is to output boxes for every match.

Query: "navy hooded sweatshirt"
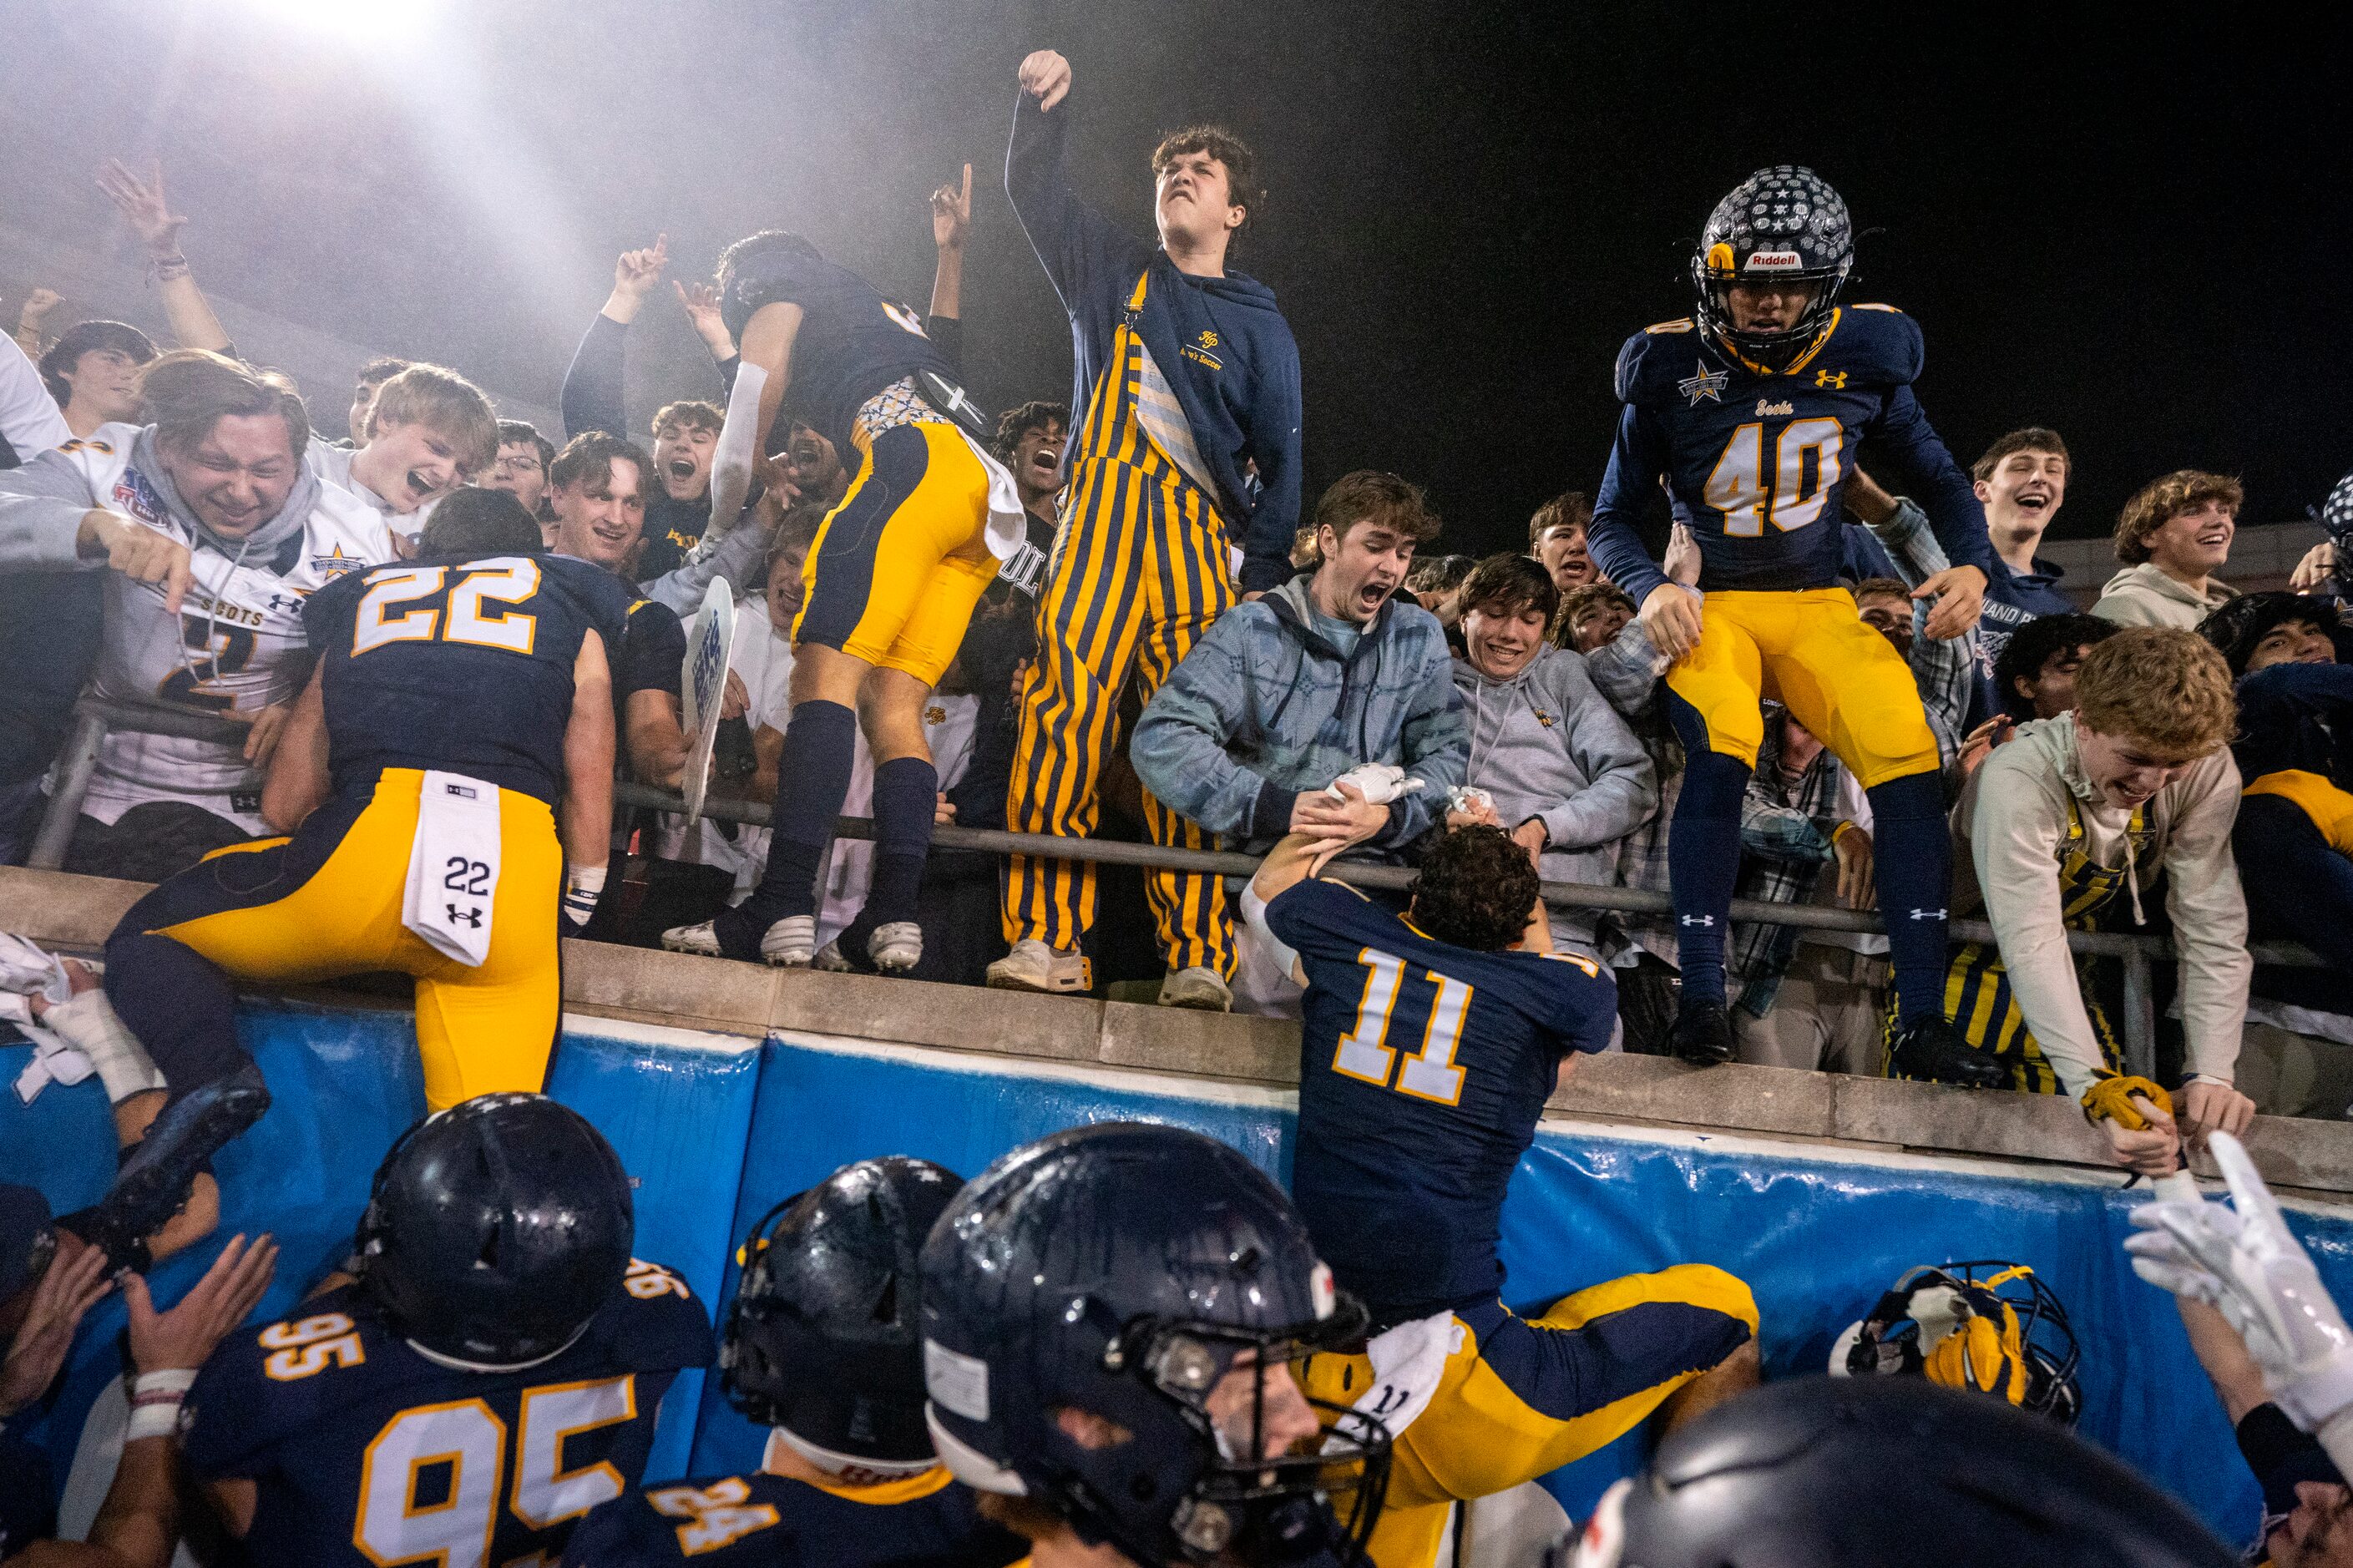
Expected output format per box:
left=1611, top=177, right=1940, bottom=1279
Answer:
left=1005, top=89, right=1303, bottom=594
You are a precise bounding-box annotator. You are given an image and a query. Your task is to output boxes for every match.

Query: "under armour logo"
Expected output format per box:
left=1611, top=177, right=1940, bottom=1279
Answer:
left=1909, top=908, right=1947, bottom=921
left=1679, top=914, right=1717, bottom=928
left=445, top=904, right=483, bottom=928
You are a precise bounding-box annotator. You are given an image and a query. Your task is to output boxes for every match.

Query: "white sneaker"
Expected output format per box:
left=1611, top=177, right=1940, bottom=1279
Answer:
left=868, top=922, right=923, bottom=974
left=662, top=920, right=725, bottom=957
left=760, top=915, right=817, bottom=968
left=985, top=938, right=1092, bottom=994
left=811, top=939, right=854, bottom=973
left=1157, top=966, right=1232, bottom=1011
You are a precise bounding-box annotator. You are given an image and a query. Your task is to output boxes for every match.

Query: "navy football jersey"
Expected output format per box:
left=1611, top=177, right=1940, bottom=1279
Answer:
left=1587, top=305, right=1992, bottom=601
left=184, top=1262, right=715, bottom=1568
left=303, top=551, right=633, bottom=806
left=718, top=249, right=955, bottom=458
left=1268, top=878, right=1616, bottom=1330
left=560, top=1465, right=1025, bottom=1568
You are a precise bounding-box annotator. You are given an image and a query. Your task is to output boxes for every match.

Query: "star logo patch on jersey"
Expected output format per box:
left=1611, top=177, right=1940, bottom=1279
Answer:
left=1677, top=361, right=1728, bottom=407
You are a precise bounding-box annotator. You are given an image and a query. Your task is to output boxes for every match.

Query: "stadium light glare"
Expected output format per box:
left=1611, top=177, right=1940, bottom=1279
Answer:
left=239, top=0, right=450, bottom=43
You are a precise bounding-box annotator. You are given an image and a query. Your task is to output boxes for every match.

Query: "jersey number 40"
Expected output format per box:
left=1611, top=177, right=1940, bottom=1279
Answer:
left=1703, top=417, right=1843, bottom=537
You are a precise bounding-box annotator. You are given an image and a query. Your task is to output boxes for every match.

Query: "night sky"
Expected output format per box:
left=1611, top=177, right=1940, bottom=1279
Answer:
left=2, top=1, right=2345, bottom=556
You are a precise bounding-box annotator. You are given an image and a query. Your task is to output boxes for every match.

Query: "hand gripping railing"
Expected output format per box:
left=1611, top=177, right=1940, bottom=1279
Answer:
left=28, top=695, right=2321, bottom=1081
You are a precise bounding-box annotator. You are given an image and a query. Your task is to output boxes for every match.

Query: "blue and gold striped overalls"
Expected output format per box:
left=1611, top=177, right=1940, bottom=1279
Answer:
left=1935, top=795, right=2148, bottom=1094
left=1002, top=273, right=1237, bottom=975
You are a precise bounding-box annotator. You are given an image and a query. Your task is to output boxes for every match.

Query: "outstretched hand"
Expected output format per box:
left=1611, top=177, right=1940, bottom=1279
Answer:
left=672, top=280, right=731, bottom=352
left=613, top=235, right=670, bottom=303
left=1915, top=564, right=1986, bottom=641
left=1018, top=49, right=1072, bottom=109
left=0, top=1237, right=112, bottom=1419
left=124, top=1232, right=278, bottom=1376
left=97, top=159, right=187, bottom=255
left=932, top=164, right=972, bottom=250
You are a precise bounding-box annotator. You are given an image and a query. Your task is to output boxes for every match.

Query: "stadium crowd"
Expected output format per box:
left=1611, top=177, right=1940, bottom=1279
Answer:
left=6, top=41, right=2353, bottom=1568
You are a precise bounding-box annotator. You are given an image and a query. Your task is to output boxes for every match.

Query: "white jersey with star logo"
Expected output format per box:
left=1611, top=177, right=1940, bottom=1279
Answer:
left=58, top=423, right=395, bottom=830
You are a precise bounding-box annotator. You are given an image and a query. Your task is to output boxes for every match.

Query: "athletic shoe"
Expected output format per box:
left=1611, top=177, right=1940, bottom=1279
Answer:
left=661, top=920, right=724, bottom=957
left=985, top=938, right=1092, bottom=994
left=67, top=1060, right=271, bottom=1273
left=760, top=915, right=817, bottom=968
left=1669, top=1000, right=1735, bottom=1065
left=868, top=923, right=923, bottom=974
left=1157, top=966, right=1232, bottom=1011
left=1888, top=1017, right=2007, bottom=1090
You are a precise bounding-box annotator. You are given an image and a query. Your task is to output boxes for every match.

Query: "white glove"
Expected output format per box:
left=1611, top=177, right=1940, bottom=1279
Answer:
left=1327, top=763, right=1424, bottom=807
left=2126, top=1131, right=2353, bottom=1434
left=1445, top=785, right=1494, bottom=817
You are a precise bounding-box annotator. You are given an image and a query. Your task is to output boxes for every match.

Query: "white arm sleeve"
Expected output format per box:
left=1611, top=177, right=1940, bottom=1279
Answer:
left=705, top=358, right=767, bottom=541
left=1239, top=885, right=1303, bottom=988
left=0, top=341, right=70, bottom=460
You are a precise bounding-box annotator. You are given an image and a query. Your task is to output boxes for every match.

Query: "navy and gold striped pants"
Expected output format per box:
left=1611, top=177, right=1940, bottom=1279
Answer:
left=1000, top=451, right=1237, bottom=975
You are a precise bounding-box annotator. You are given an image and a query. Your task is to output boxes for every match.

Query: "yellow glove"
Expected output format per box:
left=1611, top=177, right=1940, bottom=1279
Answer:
left=2081, top=1074, right=2173, bottom=1129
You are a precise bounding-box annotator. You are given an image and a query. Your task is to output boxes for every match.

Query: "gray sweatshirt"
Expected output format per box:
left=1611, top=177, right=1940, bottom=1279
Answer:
left=2092, top=563, right=2237, bottom=630
left=1451, top=645, right=1657, bottom=944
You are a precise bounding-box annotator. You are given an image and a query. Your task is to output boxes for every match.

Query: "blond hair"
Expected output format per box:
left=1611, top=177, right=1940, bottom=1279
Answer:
left=2072, top=627, right=2236, bottom=761
left=2113, top=470, right=2242, bottom=565
left=366, top=363, right=498, bottom=470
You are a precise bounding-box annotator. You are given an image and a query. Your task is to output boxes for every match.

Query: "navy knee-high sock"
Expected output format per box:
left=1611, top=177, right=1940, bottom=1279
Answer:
left=1669, top=748, right=1751, bottom=1008
left=854, top=756, right=938, bottom=934
left=716, top=700, right=858, bottom=956
left=1866, top=770, right=1952, bottom=1027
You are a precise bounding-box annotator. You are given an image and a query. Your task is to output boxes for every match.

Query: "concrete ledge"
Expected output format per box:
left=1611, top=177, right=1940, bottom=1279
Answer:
left=6, top=866, right=2350, bottom=1196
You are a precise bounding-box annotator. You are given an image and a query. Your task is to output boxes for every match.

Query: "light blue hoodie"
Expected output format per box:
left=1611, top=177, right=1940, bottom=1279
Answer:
left=1131, top=576, right=1466, bottom=853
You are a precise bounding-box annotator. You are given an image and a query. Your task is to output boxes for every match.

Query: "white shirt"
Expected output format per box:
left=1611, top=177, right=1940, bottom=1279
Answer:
left=0, top=341, right=71, bottom=462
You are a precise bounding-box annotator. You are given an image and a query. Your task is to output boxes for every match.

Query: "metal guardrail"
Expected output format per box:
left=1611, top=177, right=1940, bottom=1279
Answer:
left=31, top=696, right=2324, bottom=1082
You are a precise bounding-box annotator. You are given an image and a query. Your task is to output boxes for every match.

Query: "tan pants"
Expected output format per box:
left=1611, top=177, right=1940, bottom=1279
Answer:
left=1734, top=943, right=1890, bottom=1075
left=2238, top=1021, right=2353, bottom=1120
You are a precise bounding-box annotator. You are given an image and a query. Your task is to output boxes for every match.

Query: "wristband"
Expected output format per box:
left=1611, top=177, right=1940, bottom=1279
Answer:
left=149, top=253, right=190, bottom=283
left=562, top=864, right=608, bottom=930
left=124, top=1369, right=196, bottom=1442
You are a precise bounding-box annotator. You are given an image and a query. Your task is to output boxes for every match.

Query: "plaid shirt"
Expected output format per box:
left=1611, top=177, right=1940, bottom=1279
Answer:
left=1587, top=619, right=1682, bottom=964
left=1729, top=720, right=1855, bottom=1014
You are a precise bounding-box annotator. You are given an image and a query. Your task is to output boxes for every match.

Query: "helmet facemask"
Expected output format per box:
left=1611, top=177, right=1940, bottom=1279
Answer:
left=1688, top=164, right=1855, bottom=374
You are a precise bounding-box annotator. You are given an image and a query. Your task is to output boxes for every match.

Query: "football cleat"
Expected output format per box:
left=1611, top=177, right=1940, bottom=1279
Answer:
left=67, top=1059, right=271, bottom=1273
left=1887, top=1017, right=2007, bottom=1090
left=760, top=915, right=817, bottom=968
left=810, top=938, right=855, bottom=973
left=868, top=922, right=923, bottom=974
left=661, top=919, right=725, bottom=958
left=1689, top=165, right=1854, bottom=372
left=1157, top=965, right=1232, bottom=1011
left=1668, top=1000, right=1734, bottom=1065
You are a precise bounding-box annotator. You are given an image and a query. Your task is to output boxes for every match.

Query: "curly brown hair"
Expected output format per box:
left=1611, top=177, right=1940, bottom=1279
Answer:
left=1409, top=825, right=1542, bottom=953
left=2113, top=470, right=2242, bottom=565
left=2072, top=627, right=2236, bottom=761
left=1151, top=125, right=1263, bottom=243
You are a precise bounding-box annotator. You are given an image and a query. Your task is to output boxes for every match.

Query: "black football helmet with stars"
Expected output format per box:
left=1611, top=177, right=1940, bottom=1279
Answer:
left=1691, top=165, right=1855, bottom=372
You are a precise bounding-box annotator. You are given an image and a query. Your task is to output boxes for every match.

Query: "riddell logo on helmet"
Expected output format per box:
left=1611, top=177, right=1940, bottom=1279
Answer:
left=1744, top=250, right=1804, bottom=271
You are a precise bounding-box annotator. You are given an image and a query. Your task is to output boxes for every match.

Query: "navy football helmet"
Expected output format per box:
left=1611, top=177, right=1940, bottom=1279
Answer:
left=1830, top=1260, right=2081, bottom=1427
left=1561, top=1378, right=2234, bottom=1568
left=354, top=1094, right=634, bottom=1368
left=920, top=1123, right=1389, bottom=1565
left=721, top=1156, right=963, bottom=1478
left=1690, top=165, right=1854, bottom=371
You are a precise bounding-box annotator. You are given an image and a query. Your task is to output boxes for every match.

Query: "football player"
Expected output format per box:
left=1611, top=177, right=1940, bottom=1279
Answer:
left=180, top=1094, right=716, bottom=1568
left=921, top=1122, right=1392, bottom=1568
left=561, top=1156, right=1025, bottom=1567
left=1565, top=1378, right=2234, bottom=1567
left=1245, top=819, right=1759, bottom=1568
left=0, top=349, right=397, bottom=878
left=1585, top=165, right=2001, bottom=1084
left=99, top=488, right=622, bottom=1239
left=667, top=228, right=1022, bottom=977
